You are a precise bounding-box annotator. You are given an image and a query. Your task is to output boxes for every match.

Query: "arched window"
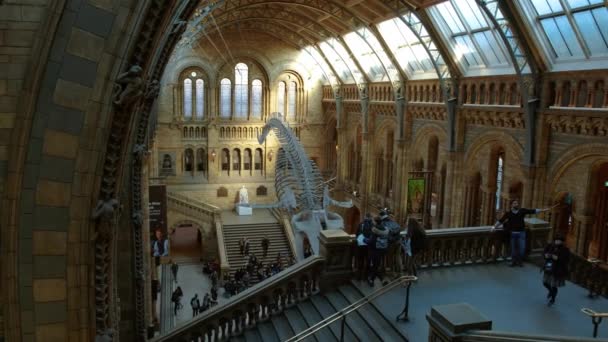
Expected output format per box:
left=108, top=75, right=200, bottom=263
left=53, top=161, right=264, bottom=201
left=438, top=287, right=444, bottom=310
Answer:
left=255, top=148, right=263, bottom=171
left=277, top=81, right=286, bottom=115
left=232, top=149, right=241, bottom=171
left=196, top=79, right=204, bottom=119
left=251, top=79, right=262, bottom=119
left=221, top=149, right=230, bottom=171
left=288, top=81, right=297, bottom=119
left=184, top=148, right=194, bottom=172
left=183, top=79, right=192, bottom=119
left=244, top=148, right=252, bottom=170
left=196, top=148, right=206, bottom=172
left=220, top=78, right=231, bottom=118
left=234, top=63, right=248, bottom=118
left=495, top=152, right=504, bottom=211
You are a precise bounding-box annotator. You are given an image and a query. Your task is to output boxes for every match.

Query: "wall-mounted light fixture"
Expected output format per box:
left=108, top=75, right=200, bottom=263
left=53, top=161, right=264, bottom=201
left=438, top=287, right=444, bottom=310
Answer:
left=268, top=150, right=273, bottom=162
left=210, top=149, right=216, bottom=162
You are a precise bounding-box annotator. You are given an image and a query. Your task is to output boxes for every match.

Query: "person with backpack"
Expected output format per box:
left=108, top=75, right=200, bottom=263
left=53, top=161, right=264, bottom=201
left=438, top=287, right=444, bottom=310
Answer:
left=171, top=286, right=183, bottom=315
left=380, top=211, right=402, bottom=274
left=190, top=294, right=200, bottom=317
left=367, top=212, right=389, bottom=287
left=542, top=234, right=570, bottom=306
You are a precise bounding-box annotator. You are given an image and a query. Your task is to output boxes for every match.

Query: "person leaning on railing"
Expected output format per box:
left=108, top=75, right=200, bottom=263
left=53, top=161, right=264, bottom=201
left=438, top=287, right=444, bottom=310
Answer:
left=491, top=200, right=557, bottom=267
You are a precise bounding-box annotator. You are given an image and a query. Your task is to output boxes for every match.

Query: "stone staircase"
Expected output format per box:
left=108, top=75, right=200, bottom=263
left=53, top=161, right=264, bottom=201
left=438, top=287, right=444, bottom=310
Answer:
left=222, top=222, right=293, bottom=282
left=229, top=282, right=408, bottom=342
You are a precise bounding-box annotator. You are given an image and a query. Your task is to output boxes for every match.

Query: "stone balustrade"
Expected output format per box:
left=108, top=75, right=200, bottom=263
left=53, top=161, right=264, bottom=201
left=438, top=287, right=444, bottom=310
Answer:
left=568, top=254, right=608, bottom=298
left=167, top=192, right=220, bottom=221
left=153, top=257, right=324, bottom=342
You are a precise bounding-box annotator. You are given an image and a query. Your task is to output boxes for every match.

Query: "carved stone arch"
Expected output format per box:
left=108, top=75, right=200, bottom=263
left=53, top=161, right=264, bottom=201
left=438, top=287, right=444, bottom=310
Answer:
left=464, top=130, right=524, bottom=167
left=373, top=117, right=398, bottom=141
left=548, top=143, right=608, bottom=192
left=411, top=123, right=448, bottom=153
left=166, top=57, right=215, bottom=84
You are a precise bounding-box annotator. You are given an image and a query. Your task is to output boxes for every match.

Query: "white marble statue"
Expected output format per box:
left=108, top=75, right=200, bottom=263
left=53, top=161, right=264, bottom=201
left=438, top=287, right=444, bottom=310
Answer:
left=239, top=186, right=249, bottom=204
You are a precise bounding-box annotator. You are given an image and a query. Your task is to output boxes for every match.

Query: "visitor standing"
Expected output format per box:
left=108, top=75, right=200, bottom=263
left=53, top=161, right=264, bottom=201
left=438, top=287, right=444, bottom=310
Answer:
left=355, top=214, right=373, bottom=280
left=190, top=294, right=200, bottom=317
left=367, top=212, right=389, bottom=287
left=542, top=234, right=570, bottom=306
left=261, top=236, right=270, bottom=258
left=244, top=237, right=250, bottom=255
left=492, top=200, right=556, bottom=266
left=171, top=261, right=179, bottom=283
left=239, top=237, right=245, bottom=255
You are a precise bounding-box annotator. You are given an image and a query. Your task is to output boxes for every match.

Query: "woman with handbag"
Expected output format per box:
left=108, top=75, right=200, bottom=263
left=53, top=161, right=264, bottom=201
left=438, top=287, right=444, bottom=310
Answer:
left=542, top=234, right=570, bottom=306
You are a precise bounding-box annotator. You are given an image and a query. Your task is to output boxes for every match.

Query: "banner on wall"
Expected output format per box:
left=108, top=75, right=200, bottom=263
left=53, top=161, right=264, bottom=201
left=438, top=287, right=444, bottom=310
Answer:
left=407, top=178, right=425, bottom=215
left=149, top=185, right=168, bottom=257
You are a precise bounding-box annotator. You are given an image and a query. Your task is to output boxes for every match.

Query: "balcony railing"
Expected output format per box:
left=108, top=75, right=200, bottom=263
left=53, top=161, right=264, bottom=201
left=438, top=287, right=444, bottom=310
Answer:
left=153, top=257, right=325, bottom=342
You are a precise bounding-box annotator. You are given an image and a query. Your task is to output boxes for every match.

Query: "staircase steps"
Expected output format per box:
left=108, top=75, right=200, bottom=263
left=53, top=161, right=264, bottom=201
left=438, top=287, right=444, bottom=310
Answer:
left=271, top=314, right=295, bottom=341
left=309, top=294, right=358, bottom=341
left=324, top=291, right=382, bottom=342
left=283, top=307, right=317, bottom=342
left=295, top=301, right=337, bottom=342
left=339, top=284, right=410, bottom=342
left=256, top=321, right=280, bottom=342
left=224, top=284, right=406, bottom=341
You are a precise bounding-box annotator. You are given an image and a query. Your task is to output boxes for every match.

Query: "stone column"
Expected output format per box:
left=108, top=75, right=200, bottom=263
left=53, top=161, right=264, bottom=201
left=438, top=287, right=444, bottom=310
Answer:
left=318, top=230, right=354, bottom=291
left=441, top=153, right=455, bottom=228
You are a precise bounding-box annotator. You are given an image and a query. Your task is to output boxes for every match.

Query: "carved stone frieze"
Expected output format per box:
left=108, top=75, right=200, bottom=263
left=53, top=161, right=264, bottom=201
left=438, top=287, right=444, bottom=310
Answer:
left=464, top=110, right=525, bottom=128
left=546, top=114, right=608, bottom=136
left=411, top=107, right=448, bottom=121
left=370, top=103, right=395, bottom=116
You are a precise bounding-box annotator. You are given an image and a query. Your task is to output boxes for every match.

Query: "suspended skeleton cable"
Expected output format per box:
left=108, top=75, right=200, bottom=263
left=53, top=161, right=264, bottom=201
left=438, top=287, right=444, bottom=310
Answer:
left=201, top=28, right=230, bottom=66
left=210, top=12, right=236, bottom=66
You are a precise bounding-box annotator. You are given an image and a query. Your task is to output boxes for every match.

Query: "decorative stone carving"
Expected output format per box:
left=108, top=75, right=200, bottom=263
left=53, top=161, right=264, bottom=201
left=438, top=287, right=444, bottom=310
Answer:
left=546, top=114, right=608, bottom=136
left=132, top=144, right=148, bottom=161
left=464, top=110, right=524, bottom=128
left=132, top=210, right=143, bottom=227
left=412, top=107, right=448, bottom=121
left=92, top=198, right=120, bottom=223
left=113, top=65, right=144, bottom=109
left=145, top=79, right=160, bottom=101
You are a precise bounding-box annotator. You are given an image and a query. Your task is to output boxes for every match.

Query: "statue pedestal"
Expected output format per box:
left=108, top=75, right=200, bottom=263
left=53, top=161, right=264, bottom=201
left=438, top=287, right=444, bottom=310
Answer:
left=236, top=204, right=252, bottom=216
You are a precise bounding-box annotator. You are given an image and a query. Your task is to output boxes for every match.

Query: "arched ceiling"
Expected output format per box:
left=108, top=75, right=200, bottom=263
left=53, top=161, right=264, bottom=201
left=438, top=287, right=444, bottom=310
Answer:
left=186, top=0, right=445, bottom=51
left=179, top=0, right=608, bottom=84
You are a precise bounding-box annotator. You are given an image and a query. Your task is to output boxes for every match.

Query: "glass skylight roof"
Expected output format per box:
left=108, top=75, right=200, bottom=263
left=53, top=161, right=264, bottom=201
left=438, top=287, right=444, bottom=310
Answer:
left=429, top=0, right=511, bottom=73
left=378, top=18, right=436, bottom=78
left=343, top=31, right=388, bottom=82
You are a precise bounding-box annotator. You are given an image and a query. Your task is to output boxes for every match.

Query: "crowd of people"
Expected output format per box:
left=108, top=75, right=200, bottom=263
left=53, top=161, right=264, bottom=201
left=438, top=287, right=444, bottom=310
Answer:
left=355, top=210, right=427, bottom=287
left=223, top=249, right=295, bottom=297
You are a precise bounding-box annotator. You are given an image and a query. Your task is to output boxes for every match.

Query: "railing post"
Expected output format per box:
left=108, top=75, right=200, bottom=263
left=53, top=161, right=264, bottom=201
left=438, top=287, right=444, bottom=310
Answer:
left=318, top=230, right=354, bottom=291
left=340, top=316, right=346, bottom=342
left=426, top=303, right=492, bottom=341
left=525, top=218, right=550, bottom=258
